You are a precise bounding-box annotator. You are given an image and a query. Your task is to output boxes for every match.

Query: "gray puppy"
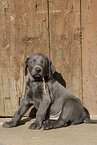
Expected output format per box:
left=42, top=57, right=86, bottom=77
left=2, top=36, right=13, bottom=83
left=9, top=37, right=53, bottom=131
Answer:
left=2, top=53, right=97, bottom=129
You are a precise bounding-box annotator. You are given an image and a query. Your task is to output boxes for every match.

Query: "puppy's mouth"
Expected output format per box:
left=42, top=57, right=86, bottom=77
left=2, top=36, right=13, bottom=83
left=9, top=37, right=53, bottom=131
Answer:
left=33, top=74, right=42, bottom=78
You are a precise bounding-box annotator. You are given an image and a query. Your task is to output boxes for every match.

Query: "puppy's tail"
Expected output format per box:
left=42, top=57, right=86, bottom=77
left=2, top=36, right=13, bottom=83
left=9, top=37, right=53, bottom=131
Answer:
left=84, top=117, right=97, bottom=124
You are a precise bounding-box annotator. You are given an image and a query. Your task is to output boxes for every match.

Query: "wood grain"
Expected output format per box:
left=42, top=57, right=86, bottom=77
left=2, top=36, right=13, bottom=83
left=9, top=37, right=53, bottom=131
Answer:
left=82, top=0, right=97, bottom=114
left=0, top=0, right=97, bottom=116
left=49, top=0, right=82, bottom=99
left=0, top=0, right=49, bottom=115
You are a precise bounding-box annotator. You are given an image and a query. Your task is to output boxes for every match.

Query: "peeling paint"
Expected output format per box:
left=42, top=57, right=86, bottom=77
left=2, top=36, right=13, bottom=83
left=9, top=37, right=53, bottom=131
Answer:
left=37, top=9, right=71, bottom=14
left=10, top=16, right=14, bottom=21
left=4, top=44, right=10, bottom=50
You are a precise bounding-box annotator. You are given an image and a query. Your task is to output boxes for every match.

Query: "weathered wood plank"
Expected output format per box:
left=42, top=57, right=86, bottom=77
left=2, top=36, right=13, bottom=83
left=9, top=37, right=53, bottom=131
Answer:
left=49, top=0, right=82, bottom=99
left=82, top=0, right=97, bottom=114
left=0, top=0, right=25, bottom=116
left=0, top=1, right=4, bottom=115
left=0, top=0, right=49, bottom=116
left=20, top=0, right=49, bottom=57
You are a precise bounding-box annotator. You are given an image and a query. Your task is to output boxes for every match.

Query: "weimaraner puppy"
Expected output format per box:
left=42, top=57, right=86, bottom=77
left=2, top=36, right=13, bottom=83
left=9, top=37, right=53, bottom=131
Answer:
left=2, top=53, right=97, bottom=129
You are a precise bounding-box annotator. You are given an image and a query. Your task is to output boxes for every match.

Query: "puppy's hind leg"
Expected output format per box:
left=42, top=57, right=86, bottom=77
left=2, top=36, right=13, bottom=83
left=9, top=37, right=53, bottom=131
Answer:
left=43, top=103, right=71, bottom=130
left=43, top=118, right=67, bottom=130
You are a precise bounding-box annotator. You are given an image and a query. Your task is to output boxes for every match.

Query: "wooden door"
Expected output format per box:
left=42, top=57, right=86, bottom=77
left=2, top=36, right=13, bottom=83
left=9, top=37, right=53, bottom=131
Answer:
left=0, top=0, right=97, bottom=116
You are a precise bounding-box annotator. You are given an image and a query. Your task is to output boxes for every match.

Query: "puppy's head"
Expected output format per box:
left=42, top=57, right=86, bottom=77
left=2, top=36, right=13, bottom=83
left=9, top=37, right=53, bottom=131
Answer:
left=25, top=53, right=55, bottom=80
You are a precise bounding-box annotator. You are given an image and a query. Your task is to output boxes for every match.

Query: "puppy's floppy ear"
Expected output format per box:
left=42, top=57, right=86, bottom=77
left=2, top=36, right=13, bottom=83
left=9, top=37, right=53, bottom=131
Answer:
left=49, top=60, right=56, bottom=74
left=25, top=56, right=30, bottom=76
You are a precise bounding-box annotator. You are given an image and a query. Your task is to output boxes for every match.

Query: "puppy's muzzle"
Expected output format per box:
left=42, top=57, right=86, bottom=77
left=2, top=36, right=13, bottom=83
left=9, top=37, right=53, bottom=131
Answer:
left=35, top=67, right=41, bottom=73
left=32, top=65, right=43, bottom=78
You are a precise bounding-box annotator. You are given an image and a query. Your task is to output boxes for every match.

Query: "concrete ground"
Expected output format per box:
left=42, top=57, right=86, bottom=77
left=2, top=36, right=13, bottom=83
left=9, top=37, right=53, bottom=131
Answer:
left=0, top=116, right=97, bottom=145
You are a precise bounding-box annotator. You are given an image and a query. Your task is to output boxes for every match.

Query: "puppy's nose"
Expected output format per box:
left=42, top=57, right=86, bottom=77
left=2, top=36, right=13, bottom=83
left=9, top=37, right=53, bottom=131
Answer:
left=35, top=67, right=41, bottom=73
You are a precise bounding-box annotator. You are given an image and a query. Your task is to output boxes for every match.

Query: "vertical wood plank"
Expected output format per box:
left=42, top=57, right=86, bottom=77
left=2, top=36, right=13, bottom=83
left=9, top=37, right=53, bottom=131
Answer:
left=49, top=0, right=82, bottom=99
left=20, top=0, right=49, bottom=57
left=0, top=1, right=4, bottom=115
left=0, top=0, right=25, bottom=116
left=0, top=0, right=49, bottom=116
left=82, top=0, right=97, bottom=114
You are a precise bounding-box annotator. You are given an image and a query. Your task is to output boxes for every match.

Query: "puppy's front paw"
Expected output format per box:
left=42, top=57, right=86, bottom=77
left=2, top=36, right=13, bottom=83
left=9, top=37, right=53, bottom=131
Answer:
left=28, top=121, right=41, bottom=130
left=2, top=121, right=17, bottom=128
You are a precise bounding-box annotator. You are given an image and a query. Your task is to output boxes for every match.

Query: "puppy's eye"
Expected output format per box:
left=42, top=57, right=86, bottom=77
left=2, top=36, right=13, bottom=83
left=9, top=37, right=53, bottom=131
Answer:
left=41, top=61, right=46, bottom=65
left=31, top=60, right=35, bottom=64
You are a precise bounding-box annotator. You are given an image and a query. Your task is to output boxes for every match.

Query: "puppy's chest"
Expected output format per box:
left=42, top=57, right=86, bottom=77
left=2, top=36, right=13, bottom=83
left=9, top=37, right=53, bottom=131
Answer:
left=29, top=82, right=45, bottom=109
left=29, top=81, right=54, bottom=109
left=30, top=82, right=44, bottom=99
